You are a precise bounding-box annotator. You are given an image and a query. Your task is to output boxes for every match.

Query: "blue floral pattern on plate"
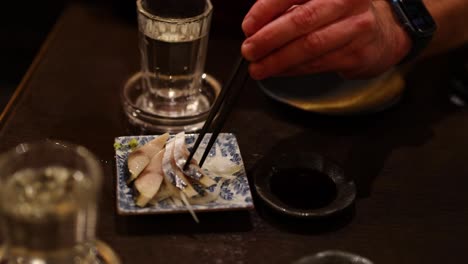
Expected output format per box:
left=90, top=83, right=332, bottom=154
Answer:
left=114, top=133, right=254, bottom=215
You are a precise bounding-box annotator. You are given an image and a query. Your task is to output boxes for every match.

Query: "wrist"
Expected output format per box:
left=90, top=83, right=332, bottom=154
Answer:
left=375, top=0, right=412, bottom=65
left=391, top=13, right=413, bottom=65
left=385, top=0, right=437, bottom=64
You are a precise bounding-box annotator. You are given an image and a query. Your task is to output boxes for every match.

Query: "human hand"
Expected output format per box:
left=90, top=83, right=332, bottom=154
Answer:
left=241, top=0, right=411, bottom=79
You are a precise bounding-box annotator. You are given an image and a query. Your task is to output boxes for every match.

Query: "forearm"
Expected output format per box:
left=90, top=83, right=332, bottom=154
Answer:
left=424, top=0, right=468, bottom=56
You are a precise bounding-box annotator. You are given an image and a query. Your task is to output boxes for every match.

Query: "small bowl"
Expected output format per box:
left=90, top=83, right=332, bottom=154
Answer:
left=257, top=69, right=404, bottom=115
left=253, top=152, right=356, bottom=218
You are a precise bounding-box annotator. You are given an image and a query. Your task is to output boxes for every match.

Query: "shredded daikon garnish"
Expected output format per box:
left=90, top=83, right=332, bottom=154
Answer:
left=180, top=192, right=199, bottom=223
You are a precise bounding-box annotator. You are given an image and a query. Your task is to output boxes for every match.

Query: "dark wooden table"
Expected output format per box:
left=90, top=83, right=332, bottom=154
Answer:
left=1, top=3, right=468, bottom=264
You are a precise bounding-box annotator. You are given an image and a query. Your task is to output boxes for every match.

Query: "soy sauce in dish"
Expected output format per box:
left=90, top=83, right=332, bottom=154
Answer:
left=269, top=167, right=337, bottom=210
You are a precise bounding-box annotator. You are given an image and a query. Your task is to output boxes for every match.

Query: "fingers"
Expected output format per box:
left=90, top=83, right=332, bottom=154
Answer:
left=248, top=13, right=375, bottom=80
left=280, top=32, right=378, bottom=76
left=242, top=0, right=308, bottom=37
left=242, top=0, right=347, bottom=61
left=279, top=37, right=392, bottom=79
left=279, top=50, right=363, bottom=77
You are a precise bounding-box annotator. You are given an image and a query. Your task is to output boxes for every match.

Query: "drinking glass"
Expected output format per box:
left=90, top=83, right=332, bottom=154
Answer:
left=122, top=0, right=220, bottom=132
left=0, top=141, right=120, bottom=264
left=293, top=250, right=373, bottom=264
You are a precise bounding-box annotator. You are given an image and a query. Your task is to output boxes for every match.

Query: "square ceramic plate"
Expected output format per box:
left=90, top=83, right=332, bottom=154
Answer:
left=114, top=133, right=254, bottom=215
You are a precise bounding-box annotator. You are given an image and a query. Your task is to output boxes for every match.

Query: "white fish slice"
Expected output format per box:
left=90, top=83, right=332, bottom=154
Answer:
left=162, top=139, right=198, bottom=198
left=174, top=132, right=216, bottom=187
left=134, top=150, right=165, bottom=207
left=127, top=133, right=169, bottom=183
left=148, top=182, right=174, bottom=205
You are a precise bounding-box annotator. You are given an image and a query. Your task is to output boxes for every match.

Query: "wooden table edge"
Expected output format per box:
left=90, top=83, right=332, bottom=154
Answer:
left=0, top=11, right=66, bottom=129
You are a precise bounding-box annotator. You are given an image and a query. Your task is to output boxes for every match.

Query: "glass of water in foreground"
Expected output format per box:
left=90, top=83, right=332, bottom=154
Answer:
left=293, top=250, right=374, bottom=264
left=0, top=141, right=120, bottom=264
left=122, top=0, right=220, bottom=132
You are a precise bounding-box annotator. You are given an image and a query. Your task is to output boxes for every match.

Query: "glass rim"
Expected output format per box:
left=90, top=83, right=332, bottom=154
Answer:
left=294, top=250, right=373, bottom=264
left=0, top=140, right=103, bottom=189
left=136, top=0, right=213, bottom=23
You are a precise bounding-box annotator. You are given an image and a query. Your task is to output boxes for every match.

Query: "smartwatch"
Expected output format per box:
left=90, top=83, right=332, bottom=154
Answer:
left=389, top=0, right=437, bottom=64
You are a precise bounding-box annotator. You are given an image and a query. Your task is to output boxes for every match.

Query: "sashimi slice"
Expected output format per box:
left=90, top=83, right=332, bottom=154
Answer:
left=162, top=139, right=198, bottom=198
left=134, top=150, right=165, bottom=207
left=173, top=132, right=216, bottom=187
left=149, top=182, right=174, bottom=205
left=127, top=133, right=169, bottom=183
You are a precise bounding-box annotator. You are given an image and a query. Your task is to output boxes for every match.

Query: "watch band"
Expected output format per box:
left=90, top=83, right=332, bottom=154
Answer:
left=389, top=0, right=437, bottom=64
left=399, top=30, right=433, bottom=64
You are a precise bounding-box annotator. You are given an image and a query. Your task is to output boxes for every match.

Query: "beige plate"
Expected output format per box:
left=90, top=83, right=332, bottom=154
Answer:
left=257, top=68, right=406, bottom=115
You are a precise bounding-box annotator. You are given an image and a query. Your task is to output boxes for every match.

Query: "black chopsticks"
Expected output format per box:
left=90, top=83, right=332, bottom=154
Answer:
left=184, top=56, right=249, bottom=170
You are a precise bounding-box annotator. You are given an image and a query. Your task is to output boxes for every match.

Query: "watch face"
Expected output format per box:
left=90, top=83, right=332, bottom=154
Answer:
left=400, top=0, right=437, bottom=35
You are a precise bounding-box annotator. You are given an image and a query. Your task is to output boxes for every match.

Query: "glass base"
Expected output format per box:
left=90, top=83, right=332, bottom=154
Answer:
left=0, top=240, right=120, bottom=264
left=122, top=72, right=221, bottom=133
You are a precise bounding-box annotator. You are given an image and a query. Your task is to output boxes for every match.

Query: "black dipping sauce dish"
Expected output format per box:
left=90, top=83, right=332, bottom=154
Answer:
left=253, top=151, right=356, bottom=218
